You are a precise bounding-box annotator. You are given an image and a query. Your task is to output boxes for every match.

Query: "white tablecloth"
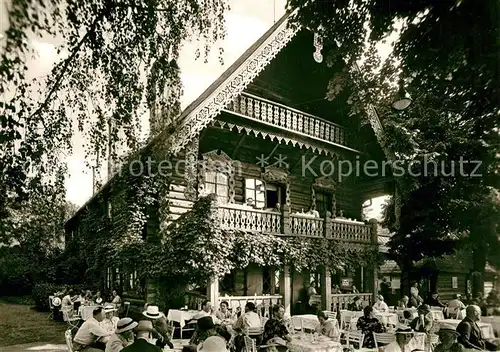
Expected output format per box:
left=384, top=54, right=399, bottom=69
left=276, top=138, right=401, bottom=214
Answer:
left=291, top=315, right=320, bottom=330
left=288, top=337, right=342, bottom=352
left=430, top=309, right=445, bottom=320
left=375, top=312, right=399, bottom=326
left=79, top=306, right=99, bottom=321
left=437, top=319, right=495, bottom=340
left=166, top=309, right=200, bottom=328
left=408, top=332, right=427, bottom=351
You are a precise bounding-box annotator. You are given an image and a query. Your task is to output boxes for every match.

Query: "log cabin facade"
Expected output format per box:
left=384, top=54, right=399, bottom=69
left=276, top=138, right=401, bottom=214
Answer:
left=65, top=14, right=394, bottom=315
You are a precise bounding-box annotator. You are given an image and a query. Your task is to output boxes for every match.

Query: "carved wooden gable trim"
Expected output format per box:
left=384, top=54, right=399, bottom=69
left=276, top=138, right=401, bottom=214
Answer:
left=313, top=176, right=336, bottom=193
left=167, top=15, right=299, bottom=155
left=197, top=150, right=235, bottom=203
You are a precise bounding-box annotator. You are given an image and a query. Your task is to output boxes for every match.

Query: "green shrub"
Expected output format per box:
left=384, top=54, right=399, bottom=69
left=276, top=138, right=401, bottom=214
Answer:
left=32, top=283, right=63, bottom=311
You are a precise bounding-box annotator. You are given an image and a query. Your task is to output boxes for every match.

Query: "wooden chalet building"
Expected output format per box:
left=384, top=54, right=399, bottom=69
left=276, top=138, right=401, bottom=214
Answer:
left=65, top=14, right=394, bottom=315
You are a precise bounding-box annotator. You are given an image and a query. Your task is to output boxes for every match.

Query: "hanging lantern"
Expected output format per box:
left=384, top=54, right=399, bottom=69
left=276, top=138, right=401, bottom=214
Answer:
left=313, top=33, right=323, bottom=63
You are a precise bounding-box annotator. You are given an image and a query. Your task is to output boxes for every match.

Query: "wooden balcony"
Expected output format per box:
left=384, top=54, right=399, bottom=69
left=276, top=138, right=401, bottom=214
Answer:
left=217, top=203, right=376, bottom=244
left=225, top=92, right=352, bottom=149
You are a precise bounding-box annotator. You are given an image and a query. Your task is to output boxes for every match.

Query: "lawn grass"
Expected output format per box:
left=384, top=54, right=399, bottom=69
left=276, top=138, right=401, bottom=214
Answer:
left=0, top=299, right=67, bottom=347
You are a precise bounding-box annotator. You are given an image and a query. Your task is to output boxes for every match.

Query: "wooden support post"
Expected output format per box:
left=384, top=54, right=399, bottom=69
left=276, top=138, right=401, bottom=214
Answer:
left=325, top=211, right=332, bottom=238
left=369, top=218, right=379, bottom=304
left=280, top=266, right=292, bottom=316
left=283, top=204, right=291, bottom=235
left=321, top=266, right=332, bottom=311
left=207, top=278, right=219, bottom=307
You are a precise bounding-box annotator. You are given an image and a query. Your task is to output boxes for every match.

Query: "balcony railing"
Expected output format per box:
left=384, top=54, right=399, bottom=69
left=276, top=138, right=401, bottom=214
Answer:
left=218, top=295, right=283, bottom=317
left=225, top=93, right=349, bottom=148
left=217, top=203, right=376, bottom=244
left=290, top=214, right=324, bottom=237
left=218, top=204, right=281, bottom=234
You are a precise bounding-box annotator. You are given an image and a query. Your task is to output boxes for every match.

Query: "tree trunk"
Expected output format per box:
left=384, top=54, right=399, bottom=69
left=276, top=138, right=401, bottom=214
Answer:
left=399, top=258, right=413, bottom=299
left=472, top=244, right=487, bottom=298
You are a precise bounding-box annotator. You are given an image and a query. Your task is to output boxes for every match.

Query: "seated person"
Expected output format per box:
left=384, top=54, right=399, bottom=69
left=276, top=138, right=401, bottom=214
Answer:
left=196, top=300, right=221, bottom=325
left=402, top=310, right=414, bottom=325
left=410, top=304, right=434, bottom=333
left=425, top=292, right=446, bottom=308
left=100, top=305, right=119, bottom=333
left=233, top=302, right=262, bottom=352
left=373, top=294, right=389, bottom=312
left=189, top=316, right=219, bottom=346
left=384, top=326, right=414, bottom=352
left=457, top=305, right=497, bottom=351
left=314, top=311, right=340, bottom=340
left=142, top=305, right=174, bottom=349
left=197, top=336, right=229, bottom=352
left=447, top=294, right=466, bottom=319
left=434, top=323, right=464, bottom=352
left=62, top=289, right=76, bottom=316
left=105, top=317, right=137, bottom=352
left=73, top=307, right=112, bottom=351
left=93, top=291, right=103, bottom=305
left=348, top=296, right=363, bottom=311
left=356, top=305, right=386, bottom=348
left=215, top=301, right=232, bottom=322
left=398, top=295, right=409, bottom=309
left=121, top=320, right=161, bottom=352
left=262, top=305, right=292, bottom=352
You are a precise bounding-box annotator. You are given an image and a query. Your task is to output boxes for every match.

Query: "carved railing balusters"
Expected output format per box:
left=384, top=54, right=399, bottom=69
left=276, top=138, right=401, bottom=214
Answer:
left=224, top=93, right=349, bottom=147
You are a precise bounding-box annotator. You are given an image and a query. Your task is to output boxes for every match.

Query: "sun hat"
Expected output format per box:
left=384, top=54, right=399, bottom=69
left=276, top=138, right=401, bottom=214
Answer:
left=377, top=294, right=384, bottom=300
left=438, top=322, right=460, bottom=336
left=135, top=320, right=154, bottom=332
left=103, top=304, right=116, bottom=313
left=197, top=316, right=215, bottom=331
left=52, top=297, right=62, bottom=307
left=142, top=305, right=164, bottom=319
left=115, top=317, right=138, bottom=334
left=417, top=304, right=431, bottom=312
left=395, top=324, right=414, bottom=334
left=197, top=336, right=227, bottom=352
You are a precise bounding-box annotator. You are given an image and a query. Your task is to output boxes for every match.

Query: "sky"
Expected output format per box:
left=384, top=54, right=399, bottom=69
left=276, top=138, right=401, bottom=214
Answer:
left=1, top=0, right=389, bottom=216
left=0, top=0, right=287, bottom=206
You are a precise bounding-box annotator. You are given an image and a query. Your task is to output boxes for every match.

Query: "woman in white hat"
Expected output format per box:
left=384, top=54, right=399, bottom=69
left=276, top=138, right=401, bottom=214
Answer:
left=101, top=305, right=119, bottom=333
left=197, top=336, right=228, bottom=352
left=105, top=317, right=138, bottom=352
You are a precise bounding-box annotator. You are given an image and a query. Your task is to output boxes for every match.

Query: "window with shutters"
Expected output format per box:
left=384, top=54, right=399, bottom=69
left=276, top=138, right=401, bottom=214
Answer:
left=315, top=191, right=331, bottom=217
left=205, top=171, right=229, bottom=203
left=244, top=179, right=266, bottom=208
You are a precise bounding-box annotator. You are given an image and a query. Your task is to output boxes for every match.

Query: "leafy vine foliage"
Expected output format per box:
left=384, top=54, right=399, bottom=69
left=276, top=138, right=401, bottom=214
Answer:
left=287, top=0, right=500, bottom=295
left=0, top=0, right=228, bottom=220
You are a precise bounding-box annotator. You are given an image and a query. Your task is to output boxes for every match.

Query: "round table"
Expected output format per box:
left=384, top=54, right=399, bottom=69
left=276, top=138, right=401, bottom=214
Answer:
left=288, top=336, right=342, bottom=352
left=291, top=315, right=320, bottom=331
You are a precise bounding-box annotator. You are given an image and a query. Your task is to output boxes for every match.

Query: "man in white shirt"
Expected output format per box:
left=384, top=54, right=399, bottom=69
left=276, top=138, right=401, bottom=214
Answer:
left=373, top=294, right=389, bottom=312
left=73, top=307, right=112, bottom=351
left=100, top=305, right=119, bottom=333
left=384, top=326, right=414, bottom=352
left=195, top=300, right=221, bottom=325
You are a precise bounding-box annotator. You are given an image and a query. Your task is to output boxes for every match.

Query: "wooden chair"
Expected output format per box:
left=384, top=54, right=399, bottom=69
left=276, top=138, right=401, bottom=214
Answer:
left=65, top=329, right=74, bottom=352
left=62, top=310, right=80, bottom=329
left=345, top=331, right=364, bottom=349
left=123, top=301, right=130, bottom=317
left=323, top=310, right=337, bottom=320
left=373, top=332, right=396, bottom=348
left=244, top=335, right=258, bottom=352
left=430, top=334, right=439, bottom=351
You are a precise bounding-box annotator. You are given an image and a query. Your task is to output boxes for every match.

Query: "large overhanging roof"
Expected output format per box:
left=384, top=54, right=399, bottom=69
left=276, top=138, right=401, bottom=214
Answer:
left=66, top=12, right=387, bottom=226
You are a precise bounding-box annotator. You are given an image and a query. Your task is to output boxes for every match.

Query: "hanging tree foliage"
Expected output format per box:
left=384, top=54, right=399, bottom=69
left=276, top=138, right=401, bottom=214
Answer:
left=287, top=0, right=500, bottom=294
left=0, top=0, right=229, bottom=218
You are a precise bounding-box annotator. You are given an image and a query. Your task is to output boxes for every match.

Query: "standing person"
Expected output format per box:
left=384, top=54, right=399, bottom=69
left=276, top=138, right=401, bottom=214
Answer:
left=410, top=282, right=423, bottom=308
left=105, top=317, right=137, bottom=352
left=120, top=320, right=162, bottom=352
left=307, top=281, right=318, bottom=313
